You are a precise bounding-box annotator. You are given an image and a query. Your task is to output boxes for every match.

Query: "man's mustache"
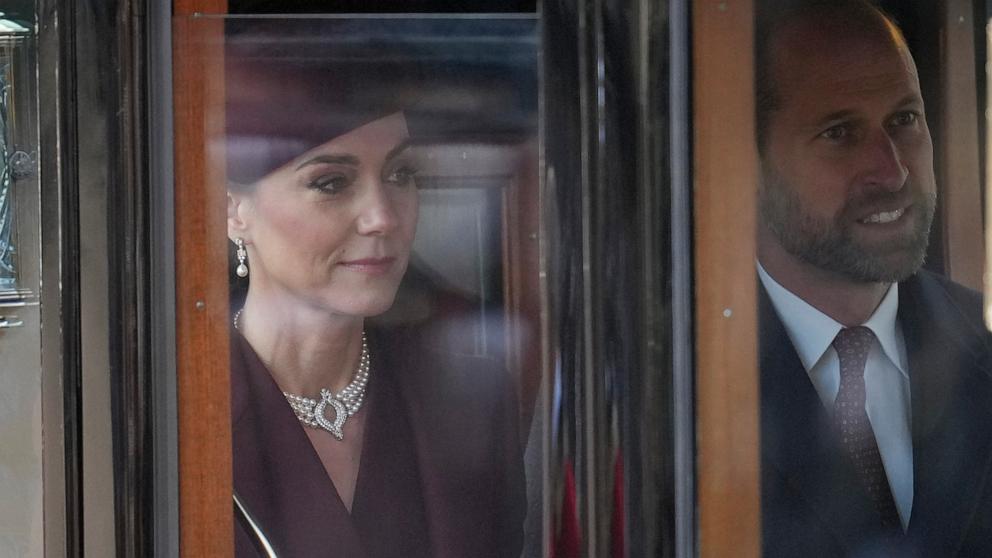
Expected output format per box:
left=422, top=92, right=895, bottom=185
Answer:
left=843, top=185, right=919, bottom=214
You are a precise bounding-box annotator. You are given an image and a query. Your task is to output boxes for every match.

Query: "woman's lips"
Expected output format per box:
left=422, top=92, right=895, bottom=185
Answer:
left=338, top=257, right=396, bottom=275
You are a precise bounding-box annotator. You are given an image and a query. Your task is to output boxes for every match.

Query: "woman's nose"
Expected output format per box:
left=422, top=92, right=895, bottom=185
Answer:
left=355, top=185, right=399, bottom=236
left=859, top=130, right=909, bottom=192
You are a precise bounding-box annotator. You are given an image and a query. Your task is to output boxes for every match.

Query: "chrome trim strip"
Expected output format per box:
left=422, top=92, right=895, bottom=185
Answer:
left=233, top=492, right=278, bottom=558
left=149, top=0, right=179, bottom=554
left=669, top=0, right=696, bottom=556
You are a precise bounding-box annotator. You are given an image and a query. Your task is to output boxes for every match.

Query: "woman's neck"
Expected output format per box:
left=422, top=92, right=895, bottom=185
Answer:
left=237, top=296, right=366, bottom=396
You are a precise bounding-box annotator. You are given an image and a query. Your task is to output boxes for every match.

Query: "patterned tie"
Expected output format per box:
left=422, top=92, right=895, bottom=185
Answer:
left=832, top=326, right=902, bottom=531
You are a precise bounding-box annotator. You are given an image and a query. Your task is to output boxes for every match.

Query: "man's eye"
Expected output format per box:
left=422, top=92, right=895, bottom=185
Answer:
left=385, top=166, right=418, bottom=186
left=308, top=174, right=350, bottom=194
left=890, top=111, right=918, bottom=127
left=819, top=125, right=849, bottom=141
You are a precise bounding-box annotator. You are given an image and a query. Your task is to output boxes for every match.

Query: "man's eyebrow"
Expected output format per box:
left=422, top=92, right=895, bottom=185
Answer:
left=809, top=95, right=924, bottom=129
left=812, top=109, right=858, bottom=128
left=893, top=94, right=925, bottom=110
left=295, top=154, right=360, bottom=170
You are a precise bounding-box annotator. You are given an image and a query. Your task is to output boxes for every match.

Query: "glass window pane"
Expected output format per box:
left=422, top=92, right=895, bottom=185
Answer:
left=189, top=15, right=542, bottom=557
left=0, top=8, right=44, bottom=557
left=753, top=1, right=992, bottom=555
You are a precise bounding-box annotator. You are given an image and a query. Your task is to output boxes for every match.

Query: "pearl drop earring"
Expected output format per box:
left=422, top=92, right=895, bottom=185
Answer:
left=235, top=238, right=249, bottom=278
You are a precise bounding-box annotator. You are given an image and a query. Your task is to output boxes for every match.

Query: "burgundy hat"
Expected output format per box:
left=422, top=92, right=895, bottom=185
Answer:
left=224, top=17, right=538, bottom=185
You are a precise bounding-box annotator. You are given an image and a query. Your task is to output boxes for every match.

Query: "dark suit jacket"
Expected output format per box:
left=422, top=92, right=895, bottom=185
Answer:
left=231, top=329, right=525, bottom=558
left=760, top=270, right=992, bottom=557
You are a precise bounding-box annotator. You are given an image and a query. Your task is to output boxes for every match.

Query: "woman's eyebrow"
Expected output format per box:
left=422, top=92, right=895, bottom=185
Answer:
left=383, top=139, right=414, bottom=163
left=295, top=154, right=360, bottom=170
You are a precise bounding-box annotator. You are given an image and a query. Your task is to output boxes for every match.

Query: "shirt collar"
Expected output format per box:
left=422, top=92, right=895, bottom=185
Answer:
left=757, top=262, right=908, bottom=377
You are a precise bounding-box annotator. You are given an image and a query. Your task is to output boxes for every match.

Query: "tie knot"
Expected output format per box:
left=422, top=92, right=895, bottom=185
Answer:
left=833, top=326, right=875, bottom=378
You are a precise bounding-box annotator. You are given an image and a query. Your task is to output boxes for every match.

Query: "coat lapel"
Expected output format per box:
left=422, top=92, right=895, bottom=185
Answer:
left=382, top=338, right=481, bottom=558
left=231, top=328, right=523, bottom=558
left=231, top=333, right=369, bottom=558
left=759, top=285, right=888, bottom=552
left=349, top=354, right=433, bottom=558
left=899, top=273, right=992, bottom=555
left=381, top=329, right=525, bottom=558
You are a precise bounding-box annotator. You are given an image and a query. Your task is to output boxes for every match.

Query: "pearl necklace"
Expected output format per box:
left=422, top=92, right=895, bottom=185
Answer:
left=233, top=308, right=371, bottom=441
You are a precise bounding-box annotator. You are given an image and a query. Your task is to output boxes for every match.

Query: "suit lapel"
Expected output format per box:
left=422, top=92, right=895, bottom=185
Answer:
left=899, top=274, right=992, bottom=554
left=231, top=333, right=369, bottom=558
left=759, top=285, right=887, bottom=551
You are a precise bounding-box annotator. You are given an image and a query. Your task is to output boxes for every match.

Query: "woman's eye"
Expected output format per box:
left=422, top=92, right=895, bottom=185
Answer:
left=307, top=174, right=350, bottom=194
left=385, top=166, right=418, bottom=187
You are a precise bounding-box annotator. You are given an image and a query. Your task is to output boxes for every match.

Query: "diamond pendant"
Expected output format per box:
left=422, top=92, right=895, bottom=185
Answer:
left=313, top=388, right=348, bottom=440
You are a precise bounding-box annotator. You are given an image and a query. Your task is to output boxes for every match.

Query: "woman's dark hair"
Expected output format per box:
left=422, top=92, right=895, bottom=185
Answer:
left=225, top=17, right=537, bottom=186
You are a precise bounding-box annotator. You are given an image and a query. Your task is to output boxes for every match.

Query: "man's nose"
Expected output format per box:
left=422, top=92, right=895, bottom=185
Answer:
left=355, top=184, right=399, bottom=236
left=859, top=130, right=909, bottom=191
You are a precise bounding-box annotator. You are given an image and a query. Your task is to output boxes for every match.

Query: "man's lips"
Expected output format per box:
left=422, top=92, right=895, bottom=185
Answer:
left=857, top=206, right=908, bottom=225
left=338, top=257, right=397, bottom=274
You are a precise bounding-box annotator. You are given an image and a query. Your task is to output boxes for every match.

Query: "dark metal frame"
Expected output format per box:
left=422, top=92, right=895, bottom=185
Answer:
left=35, top=0, right=171, bottom=555
left=101, top=0, right=158, bottom=555
left=36, top=0, right=82, bottom=555
left=542, top=0, right=691, bottom=556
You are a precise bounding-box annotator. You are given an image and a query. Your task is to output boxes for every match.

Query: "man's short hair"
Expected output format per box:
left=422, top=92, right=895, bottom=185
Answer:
left=754, top=0, right=908, bottom=153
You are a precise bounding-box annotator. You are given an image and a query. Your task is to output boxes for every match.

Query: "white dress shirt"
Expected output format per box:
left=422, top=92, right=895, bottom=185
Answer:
left=758, top=263, right=914, bottom=529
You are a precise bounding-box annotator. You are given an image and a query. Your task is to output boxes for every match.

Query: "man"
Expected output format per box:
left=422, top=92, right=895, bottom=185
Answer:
left=755, top=1, right=992, bottom=555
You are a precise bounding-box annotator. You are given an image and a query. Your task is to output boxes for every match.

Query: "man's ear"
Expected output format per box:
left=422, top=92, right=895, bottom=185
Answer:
left=227, top=190, right=253, bottom=242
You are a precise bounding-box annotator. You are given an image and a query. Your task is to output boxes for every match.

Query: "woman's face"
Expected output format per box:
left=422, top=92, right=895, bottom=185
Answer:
left=230, top=112, right=419, bottom=319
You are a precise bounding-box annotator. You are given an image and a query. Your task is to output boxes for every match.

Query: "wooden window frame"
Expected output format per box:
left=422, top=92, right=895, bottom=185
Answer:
left=692, top=1, right=761, bottom=557
left=173, top=1, right=232, bottom=556
left=172, top=1, right=987, bottom=556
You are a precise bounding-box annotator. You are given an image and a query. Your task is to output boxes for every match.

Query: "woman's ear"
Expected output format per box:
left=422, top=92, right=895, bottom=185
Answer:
left=227, top=190, right=253, bottom=242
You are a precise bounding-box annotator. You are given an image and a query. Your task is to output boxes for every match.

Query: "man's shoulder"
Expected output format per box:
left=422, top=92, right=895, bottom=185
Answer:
left=904, top=269, right=984, bottom=327
left=901, top=269, right=992, bottom=368
left=912, top=268, right=982, bottom=299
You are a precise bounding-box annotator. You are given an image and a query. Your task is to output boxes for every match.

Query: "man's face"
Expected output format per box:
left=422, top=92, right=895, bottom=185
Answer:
left=759, top=16, right=937, bottom=283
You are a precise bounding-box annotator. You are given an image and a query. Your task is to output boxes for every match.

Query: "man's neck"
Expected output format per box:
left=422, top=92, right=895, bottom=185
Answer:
left=758, top=241, right=890, bottom=327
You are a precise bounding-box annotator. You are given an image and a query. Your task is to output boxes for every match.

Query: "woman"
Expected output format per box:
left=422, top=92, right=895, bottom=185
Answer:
left=224, top=20, right=526, bottom=558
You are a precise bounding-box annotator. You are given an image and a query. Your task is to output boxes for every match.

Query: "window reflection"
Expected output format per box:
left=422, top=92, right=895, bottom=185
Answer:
left=0, top=9, right=44, bottom=558
left=0, top=15, right=36, bottom=303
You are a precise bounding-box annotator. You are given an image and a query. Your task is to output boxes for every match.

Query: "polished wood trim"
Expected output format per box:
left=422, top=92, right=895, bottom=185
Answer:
left=986, top=20, right=992, bottom=331
left=692, top=1, right=762, bottom=556
left=175, top=0, right=227, bottom=15
left=501, top=141, right=542, bottom=435
left=173, top=2, right=232, bottom=556
left=939, top=0, right=984, bottom=290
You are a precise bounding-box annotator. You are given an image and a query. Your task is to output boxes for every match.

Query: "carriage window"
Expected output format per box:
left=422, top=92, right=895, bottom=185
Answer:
left=184, top=15, right=542, bottom=556
left=0, top=10, right=47, bottom=557
left=749, top=1, right=992, bottom=555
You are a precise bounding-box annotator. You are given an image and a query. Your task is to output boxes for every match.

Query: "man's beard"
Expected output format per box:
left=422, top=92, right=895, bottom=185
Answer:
left=759, top=167, right=936, bottom=283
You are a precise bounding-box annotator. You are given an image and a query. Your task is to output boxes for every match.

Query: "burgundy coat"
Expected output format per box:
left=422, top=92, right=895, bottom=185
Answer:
left=231, top=329, right=526, bottom=558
